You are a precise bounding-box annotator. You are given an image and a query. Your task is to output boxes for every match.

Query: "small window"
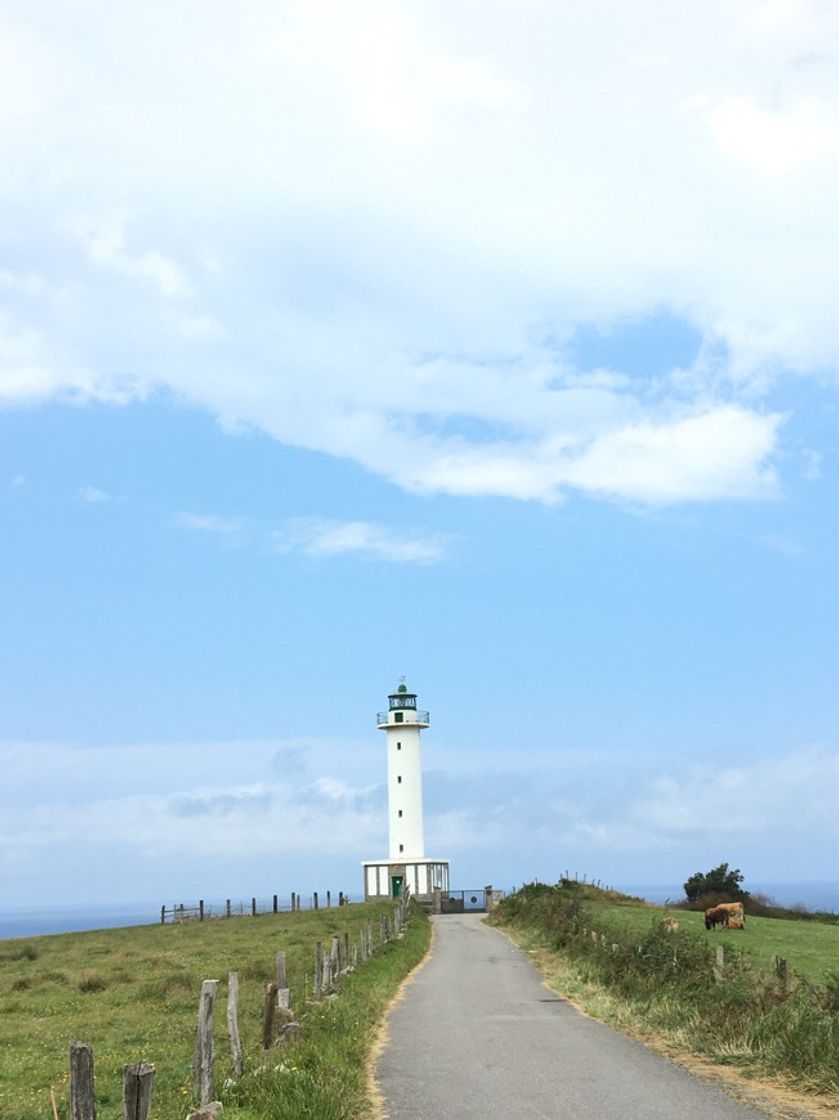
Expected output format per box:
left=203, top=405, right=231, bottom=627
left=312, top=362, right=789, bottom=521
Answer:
left=399, top=843, right=404, bottom=852
left=397, top=775, right=402, bottom=784
left=397, top=741, right=402, bottom=750
left=398, top=809, right=403, bottom=818
left=394, top=711, right=403, bottom=723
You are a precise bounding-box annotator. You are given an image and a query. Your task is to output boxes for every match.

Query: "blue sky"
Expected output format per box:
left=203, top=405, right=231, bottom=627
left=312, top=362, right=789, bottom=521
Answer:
left=2, top=1, right=839, bottom=908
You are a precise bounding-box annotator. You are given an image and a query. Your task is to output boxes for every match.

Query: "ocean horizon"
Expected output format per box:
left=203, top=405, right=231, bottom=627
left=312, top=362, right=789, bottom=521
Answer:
left=2, top=880, right=838, bottom=941
left=616, top=881, right=839, bottom=913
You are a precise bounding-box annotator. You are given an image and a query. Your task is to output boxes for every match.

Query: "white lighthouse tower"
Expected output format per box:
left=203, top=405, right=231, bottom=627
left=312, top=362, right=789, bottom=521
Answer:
left=362, top=681, right=450, bottom=902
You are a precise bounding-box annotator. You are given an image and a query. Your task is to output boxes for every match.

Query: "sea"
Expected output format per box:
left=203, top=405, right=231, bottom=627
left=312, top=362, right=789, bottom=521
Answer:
left=617, top=881, right=839, bottom=913
left=2, top=882, right=838, bottom=940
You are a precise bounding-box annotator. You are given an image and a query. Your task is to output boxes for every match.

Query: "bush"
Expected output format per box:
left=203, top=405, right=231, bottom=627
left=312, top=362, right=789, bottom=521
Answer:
left=684, top=862, right=749, bottom=904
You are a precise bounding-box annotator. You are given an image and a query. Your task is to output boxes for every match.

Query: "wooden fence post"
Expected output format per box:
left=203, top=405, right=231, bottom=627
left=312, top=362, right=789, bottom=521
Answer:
left=352, top=945, right=358, bottom=969
left=226, top=899, right=231, bottom=919
left=714, top=945, right=725, bottom=982
left=291, top=892, right=296, bottom=911
left=323, top=951, right=333, bottom=993
left=313, top=891, right=319, bottom=910
left=273, top=894, right=278, bottom=914
left=775, top=956, right=788, bottom=994
left=199, top=900, right=204, bottom=922
left=331, top=934, right=340, bottom=976
left=160, top=905, right=166, bottom=925
left=276, top=952, right=290, bottom=1010
left=69, top=1042, right=95, bottom=1120
left=327, top=890, right=331, bottom=908
left=314, top=941, right=324, bottom=998
left=251, top=897, right=257, bottom=917
left=122, top=1062, right=155, bottom=1120
left=339, top=891, right=344, bottom=906
left=194, top=979, right=218, bottom=1104
left=262, top=983, right=278, bottom=1050
left=227, top=971, right=244, bottom=1079
left=343, top=932, right=350, bottom=972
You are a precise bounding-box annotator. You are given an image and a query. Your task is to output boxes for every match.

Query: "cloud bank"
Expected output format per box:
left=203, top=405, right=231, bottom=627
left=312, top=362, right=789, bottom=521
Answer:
left=1, top=738, right=836, bottom=905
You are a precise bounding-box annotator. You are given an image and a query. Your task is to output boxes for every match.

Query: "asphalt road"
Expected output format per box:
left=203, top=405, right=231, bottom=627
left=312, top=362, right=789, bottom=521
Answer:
left=377, top=913, right=772, bottom=1120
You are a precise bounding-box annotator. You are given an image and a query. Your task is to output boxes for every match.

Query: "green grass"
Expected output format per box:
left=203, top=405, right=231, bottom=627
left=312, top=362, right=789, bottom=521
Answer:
left=0, top=902, right=430, bottom=1120
left=586, top=898, right=839, bottom=981
left=491, top=882, right=839, bottom=1097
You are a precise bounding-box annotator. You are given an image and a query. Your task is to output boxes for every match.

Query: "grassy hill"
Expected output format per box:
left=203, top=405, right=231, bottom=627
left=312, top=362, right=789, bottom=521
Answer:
left=0, top=901, right=430, bottom=1120
left=583, top=893, right=838, bottom=981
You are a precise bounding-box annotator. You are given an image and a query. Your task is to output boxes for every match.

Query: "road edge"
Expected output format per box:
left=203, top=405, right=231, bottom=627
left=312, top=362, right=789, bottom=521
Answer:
left=367, top=916, right=437, bottom=1120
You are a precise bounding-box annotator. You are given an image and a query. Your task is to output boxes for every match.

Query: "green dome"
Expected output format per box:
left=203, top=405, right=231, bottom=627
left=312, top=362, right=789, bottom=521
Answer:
left=397, top=682, right=408, bottom=693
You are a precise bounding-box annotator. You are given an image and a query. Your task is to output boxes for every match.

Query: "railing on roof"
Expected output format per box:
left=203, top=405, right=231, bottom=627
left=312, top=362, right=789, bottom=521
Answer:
left=377, top=710, right=429, bottom=725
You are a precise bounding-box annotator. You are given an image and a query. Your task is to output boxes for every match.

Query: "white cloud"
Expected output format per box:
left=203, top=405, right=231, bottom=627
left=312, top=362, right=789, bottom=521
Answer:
left=273, top=518, right=447, bottom=563
left=172, top=512, right=244, bottom=535
left=77, top=485, right=109, bottom=503
left=87, top=214, right=192, bottom=297
left=2, top=2, right=839, bottom=503
left=707, top=95, right=835, bottom=175
left=802, top=448, right=821, bottom=481
left=549, top=747, right=839, bottom=865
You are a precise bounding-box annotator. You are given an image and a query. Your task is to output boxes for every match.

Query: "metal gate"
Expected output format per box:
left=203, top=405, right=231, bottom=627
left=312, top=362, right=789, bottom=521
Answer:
left=441, top=889, right=486, bottom=914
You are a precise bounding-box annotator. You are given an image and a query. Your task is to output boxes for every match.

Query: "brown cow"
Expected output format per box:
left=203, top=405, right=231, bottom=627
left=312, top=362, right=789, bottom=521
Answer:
left=704, top=906, right=728, bottom=930
left=704, top=901, right=746, bottom=930
left=715, top=901, right=746, bottom=926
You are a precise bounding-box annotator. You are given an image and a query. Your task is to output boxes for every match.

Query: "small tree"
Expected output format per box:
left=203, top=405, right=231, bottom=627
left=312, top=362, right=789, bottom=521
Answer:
left=683, top=862, right=749, bottom=903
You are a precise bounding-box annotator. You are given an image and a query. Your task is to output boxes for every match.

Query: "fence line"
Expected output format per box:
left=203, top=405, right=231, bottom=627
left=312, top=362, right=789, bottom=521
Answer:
left=68, top=887, right=414, bottom=1118
left=160, top=890, right=354, bottom=924
left=579, top=920, right=803, bottom=995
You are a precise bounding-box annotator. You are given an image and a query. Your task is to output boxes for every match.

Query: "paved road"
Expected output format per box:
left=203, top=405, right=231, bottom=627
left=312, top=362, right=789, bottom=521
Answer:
left=377, top=913, right=771, bottom=1120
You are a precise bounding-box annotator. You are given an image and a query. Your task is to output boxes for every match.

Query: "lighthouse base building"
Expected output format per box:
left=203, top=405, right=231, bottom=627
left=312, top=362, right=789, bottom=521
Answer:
left=362, top=682, right=450, bottom=904
left=363, top=858, right=450, bottom=902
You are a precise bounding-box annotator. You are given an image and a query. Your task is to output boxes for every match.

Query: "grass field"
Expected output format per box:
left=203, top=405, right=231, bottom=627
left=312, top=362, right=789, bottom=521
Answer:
left=587, top=897, right=839, bottom=981
left=0, top=901, right=430, bottom=1120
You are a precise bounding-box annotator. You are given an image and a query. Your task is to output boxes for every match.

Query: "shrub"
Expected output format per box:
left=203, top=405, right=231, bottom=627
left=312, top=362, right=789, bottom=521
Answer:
left=78, top=974, right=108, bottom=994
left=0, top=944, right=39, bottom=963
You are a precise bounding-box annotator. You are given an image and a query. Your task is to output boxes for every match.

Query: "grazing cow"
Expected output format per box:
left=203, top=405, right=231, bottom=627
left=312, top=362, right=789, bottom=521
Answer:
left=704, top=906, right=729, bottom=930
left=662, top=916, right=679, bottom=933
left=715, top=901, right=746, bottom=927
left=704, top=901, right=746, bottom=930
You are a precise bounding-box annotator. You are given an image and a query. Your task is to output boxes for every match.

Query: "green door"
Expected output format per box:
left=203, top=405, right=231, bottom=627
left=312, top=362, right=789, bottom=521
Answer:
left=391, top=875, right=404, bottom=899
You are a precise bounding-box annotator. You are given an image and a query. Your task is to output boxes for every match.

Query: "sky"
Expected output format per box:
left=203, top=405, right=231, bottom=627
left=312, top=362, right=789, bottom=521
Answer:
left=2, top=0, right=839, bottom=910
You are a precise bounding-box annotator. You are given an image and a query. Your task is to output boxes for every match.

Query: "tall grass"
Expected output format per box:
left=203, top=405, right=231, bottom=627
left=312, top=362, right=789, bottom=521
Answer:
left=491, top=881, right=839, bottom=1095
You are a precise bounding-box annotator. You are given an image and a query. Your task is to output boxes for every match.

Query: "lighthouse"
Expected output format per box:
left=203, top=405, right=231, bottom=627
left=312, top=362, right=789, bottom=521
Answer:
left=362, top=681, right=450, bottom=902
